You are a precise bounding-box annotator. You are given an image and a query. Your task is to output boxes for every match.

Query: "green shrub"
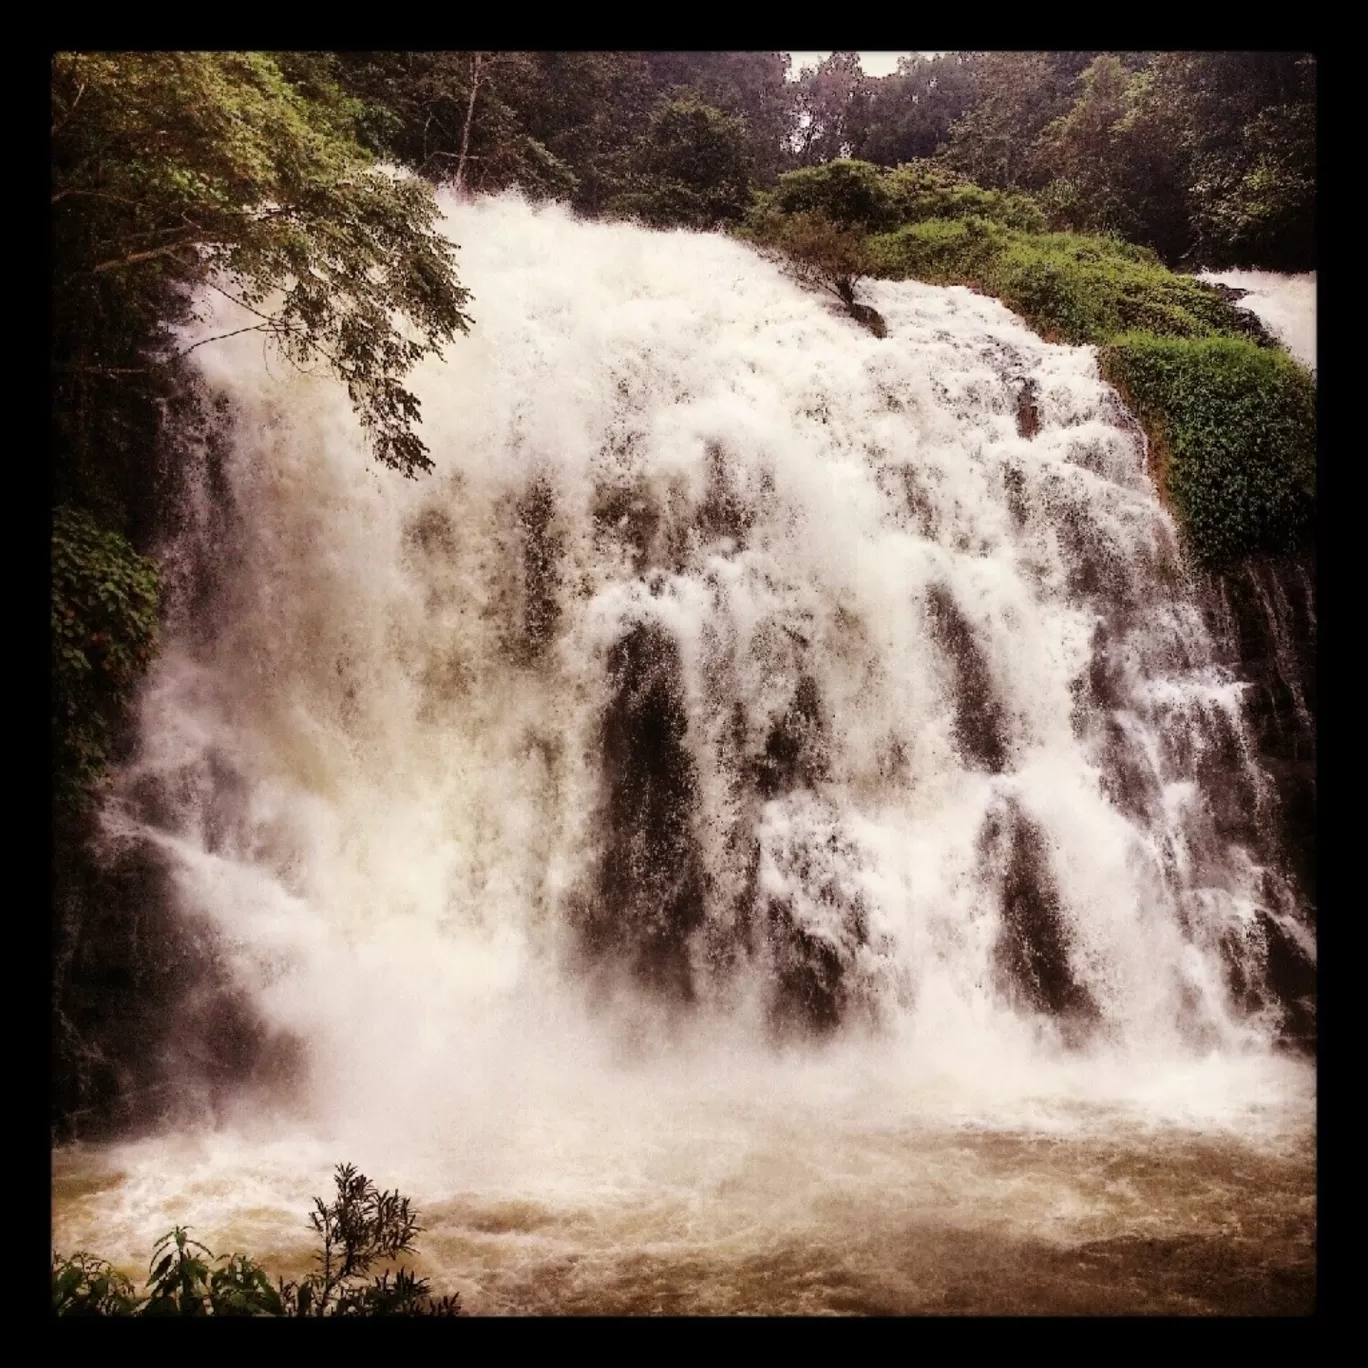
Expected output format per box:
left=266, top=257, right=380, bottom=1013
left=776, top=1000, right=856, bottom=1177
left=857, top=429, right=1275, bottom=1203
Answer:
left=867, top=222, right=1251, bottom=348
left=52, top=1162, right=463, bottom=1317
left=883, top=160, right=1047, bottom=232
left=51, top=1254, right=140, bottom=1316
left=1101, top=335, right=1316, bottom=565
left=994, top=233, right=1238, bottom=344
left=741, top=164, right=1314, bottom=576
left=867, top=216, right=1011, bottom=284
left=51, top=506, right=161, bottom=813
left=739, top=209, right=877, bottom=306
left=750, top=158, right=899, bottom=231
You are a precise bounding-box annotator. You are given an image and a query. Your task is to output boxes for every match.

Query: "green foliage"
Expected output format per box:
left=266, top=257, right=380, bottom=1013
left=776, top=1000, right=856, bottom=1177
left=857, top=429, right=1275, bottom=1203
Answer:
left=51, top=1254, right=139, bottom=1316
left=883, top=161, right=1047, bottom=232
left=312, top=50, right=1314, bottom=269
left=1101, top=336, right=1316, bottom=565
left=940, top=52, right=1103, bottom=191
left=905, top=50, right=1317, bottom=268
left=1188, top=100, right=1316, bottom=269
left=867, top=220, right=1253, bottom=348
left=753, top=158, right=899, bottom=231
left=326, top=52, right=583, bottom=200
left=742, top=210, right=876, bottom=305
left=51, top=506, right=160, bottom=812
left=991, top=233, right=1236, bottom=345
left=866, top=216, right=1011, bottom=285
left=52, top=51, right=473, bottom=478
left=139, top=1227, right=288, bottom=1316
left=52, top=1164, right=463, bottom=1318
left=788, top=52, right=871, bottom=167
left=641, top=52, right=794, bottom=183
left=289, top=1161, right=423, bottom=1314
left=858, top=54, right=981, bottom=165
left=606, top=98, right=753, bottom=228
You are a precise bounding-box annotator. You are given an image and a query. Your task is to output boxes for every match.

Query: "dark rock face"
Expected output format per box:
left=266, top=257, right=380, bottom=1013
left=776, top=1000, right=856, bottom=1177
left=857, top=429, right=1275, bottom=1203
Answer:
left=742, top=670, right=868, bottom=1037
left=834, top=279, right=887, bottom=338
left=1198, top=551, right=1316, bottom=911
left=1255, top=909, right=1316, bottom=1045
left=754, top=675, right=828, bottom=798
left=766, top=887, right=867, bottom=1037
left=753, top=800, right=873, bottom=1039
left=848, top=301, right=888, bottom=338
left=584, top=623, right=707, bottom=999
left=1219, top=903, right=1316, bottom=1049
left=52, top=813, right=300, bottom=1141
left=516, top=479, right=562, bottom=660
left=1015, top=378, right=1041, bottom=438
left=1197, top=549, right=1315, bottom=1048
left=982, top=799, right=1096, bottom=1024
left=926, top=585, right=1008, bottom=774
left=1199, top=282, right=1282, bottom=350
left=696, top=443, right=754, bottom=548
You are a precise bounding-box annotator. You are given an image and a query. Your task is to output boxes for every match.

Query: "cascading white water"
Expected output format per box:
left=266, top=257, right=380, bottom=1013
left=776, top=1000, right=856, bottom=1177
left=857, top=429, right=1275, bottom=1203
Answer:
left=1198, top=269, right=1317, bottom=373
left=53, top=197, right=1314, bottom=1314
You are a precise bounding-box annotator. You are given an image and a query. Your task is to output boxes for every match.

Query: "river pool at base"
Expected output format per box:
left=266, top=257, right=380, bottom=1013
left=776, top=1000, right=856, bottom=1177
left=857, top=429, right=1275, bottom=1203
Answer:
left=53, top=1069, right=1314, bottom=1315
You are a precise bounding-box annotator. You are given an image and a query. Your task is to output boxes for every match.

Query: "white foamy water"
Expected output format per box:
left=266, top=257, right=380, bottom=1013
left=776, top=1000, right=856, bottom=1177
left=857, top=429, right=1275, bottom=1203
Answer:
left=53, top=198, right=1314, bottom=1313
left=1199, top=269, right=1317, bottom=372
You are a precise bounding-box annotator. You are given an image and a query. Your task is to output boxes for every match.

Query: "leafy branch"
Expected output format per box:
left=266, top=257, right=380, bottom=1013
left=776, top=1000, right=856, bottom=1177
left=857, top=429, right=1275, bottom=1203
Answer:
left=52, top=1164, right=464, bottom=1317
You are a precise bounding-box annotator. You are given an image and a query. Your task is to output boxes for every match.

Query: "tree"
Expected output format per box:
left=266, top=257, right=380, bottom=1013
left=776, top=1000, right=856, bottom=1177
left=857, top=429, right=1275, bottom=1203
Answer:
left=607, top=98, right=754, bottom=228
left=52, top=52, right=474, bottom=482
left=940, top=52, right=1099, bottom=190
left=512, top=52, right=658, bottom=214
left=790, top=52, right=872, bottom=166
left=1174, top=53, right=1316, bottom=268
left=641, top=51, right=794, bottom=183
left=760, top=212, right=876, bottom=303
left=1030, top=54, right=1136, bottom=237
left=326, top=51, right=580, bottom=199
left=859, top=53, right=981, bottom=166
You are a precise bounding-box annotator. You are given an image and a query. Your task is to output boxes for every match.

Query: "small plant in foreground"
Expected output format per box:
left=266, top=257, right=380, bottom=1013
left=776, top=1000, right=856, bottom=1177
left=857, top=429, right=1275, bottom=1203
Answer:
left=53, top=1163, right=462, bottom=1317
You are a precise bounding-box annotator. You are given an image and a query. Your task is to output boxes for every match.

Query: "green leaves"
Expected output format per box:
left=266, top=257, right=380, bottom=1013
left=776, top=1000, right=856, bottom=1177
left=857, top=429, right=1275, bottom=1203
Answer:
left=135, top=1230, right=290, bottom=1316
left=51, top=506, right=161, bottom=812
left=52, top=1164, right=462, bottom=1316
left=51, top=1254, right=139, bottom=1316
left=866, top=215, right=1010, bottom=287
left=753, top=158, right=899, bottom=232
left=606, top=98, right=754, bottom=229
left=1102, top=335, right=1316, bottom=566
left=143, top=1226, right=217, bottom=1314
left=883, top=161, right=1046, bottom=233
left=52, top=51, right=474, bottom=478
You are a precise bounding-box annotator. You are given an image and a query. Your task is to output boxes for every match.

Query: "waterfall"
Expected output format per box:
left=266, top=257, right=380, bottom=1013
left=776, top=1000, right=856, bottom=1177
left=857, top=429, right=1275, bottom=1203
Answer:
left=1198, top=269, right=1317, bottom=373
left=56, top=196, right=1314, bottom=1314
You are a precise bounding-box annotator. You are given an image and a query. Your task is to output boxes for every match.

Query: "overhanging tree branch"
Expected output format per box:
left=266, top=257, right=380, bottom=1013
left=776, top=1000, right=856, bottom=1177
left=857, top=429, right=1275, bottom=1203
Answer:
left=90, top=241, right=201, bottom=275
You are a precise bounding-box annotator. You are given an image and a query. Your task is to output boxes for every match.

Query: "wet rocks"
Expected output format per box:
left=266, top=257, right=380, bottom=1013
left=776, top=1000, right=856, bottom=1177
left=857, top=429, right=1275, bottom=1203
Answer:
left=1015, top=377, right=1041, bottom=438
left=981, top=798, right=1096, bottom=1024
left=584, top=622, right=707, bottom=999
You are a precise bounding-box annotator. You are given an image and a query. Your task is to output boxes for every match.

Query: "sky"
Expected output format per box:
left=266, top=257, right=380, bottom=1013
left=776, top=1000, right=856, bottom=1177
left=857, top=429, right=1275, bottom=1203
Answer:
left=786, top=52, right=924, bottom=79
